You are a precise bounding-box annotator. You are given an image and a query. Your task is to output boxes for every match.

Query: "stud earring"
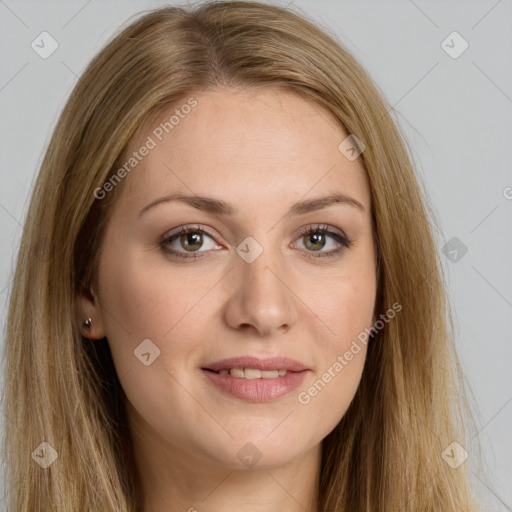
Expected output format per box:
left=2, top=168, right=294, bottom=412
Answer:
left=82, top=317, right=92, bottom=333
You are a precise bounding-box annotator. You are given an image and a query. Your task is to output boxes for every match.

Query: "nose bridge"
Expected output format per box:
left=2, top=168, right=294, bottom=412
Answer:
left=242, top=246, right=281, bottom=294
left=225, top=235, right=297, bottom=335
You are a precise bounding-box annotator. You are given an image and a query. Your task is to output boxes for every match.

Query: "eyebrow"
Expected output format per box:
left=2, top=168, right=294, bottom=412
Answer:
left=139, top=192, right=366, bottom=218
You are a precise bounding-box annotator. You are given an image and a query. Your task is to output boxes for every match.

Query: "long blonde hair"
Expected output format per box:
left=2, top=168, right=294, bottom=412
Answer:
left=2, top=1, right=479, bottom=510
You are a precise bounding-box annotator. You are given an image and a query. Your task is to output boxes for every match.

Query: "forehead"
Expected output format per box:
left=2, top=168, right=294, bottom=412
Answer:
left=118, top=87, right=370, bottom=211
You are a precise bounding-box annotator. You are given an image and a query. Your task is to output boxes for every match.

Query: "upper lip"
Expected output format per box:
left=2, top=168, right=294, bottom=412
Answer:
left=203, top=356, right=309, bottom=372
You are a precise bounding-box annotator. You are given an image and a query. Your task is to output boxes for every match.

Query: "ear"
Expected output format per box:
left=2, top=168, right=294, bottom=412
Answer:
left=74, top=282, right=106, bottom=340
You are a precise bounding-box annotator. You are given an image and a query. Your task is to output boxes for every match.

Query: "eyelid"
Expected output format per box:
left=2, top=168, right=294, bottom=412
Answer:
left=162, top=224, right=219, bottom=243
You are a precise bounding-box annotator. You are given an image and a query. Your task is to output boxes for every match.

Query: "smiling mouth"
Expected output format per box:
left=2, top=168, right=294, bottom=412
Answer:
left=201, top=356, right=310, bottom=401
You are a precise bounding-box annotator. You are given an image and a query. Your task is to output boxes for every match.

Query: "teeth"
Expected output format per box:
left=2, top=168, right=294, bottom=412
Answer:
left=244, top=368, right=261, bottom=379
left=216, top=368, right=288, bottom=378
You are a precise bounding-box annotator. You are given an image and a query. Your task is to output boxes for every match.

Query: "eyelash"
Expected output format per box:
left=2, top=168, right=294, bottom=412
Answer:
left=159, top=224, right=353, bottom=261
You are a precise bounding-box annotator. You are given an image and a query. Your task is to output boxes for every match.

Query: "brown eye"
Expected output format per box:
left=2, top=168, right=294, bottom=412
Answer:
left=302, top=232, right=327, bottom=251
left=160, top=225, right=222, bottom=259
left=294, top=225, right=352, bottom=259
left=178, top=231, right=203, bottom=252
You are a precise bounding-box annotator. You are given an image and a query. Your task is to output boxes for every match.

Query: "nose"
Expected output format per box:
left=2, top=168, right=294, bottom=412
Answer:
left=223, top=244, right=298, bottom=337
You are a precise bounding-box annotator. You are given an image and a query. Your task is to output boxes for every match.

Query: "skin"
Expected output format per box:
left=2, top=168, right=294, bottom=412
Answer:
left=78, top=86, right=377, bottom=512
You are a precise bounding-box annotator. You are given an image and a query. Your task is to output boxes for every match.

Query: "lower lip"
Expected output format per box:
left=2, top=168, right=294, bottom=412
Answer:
left=202, top=369, right=309, bottom=402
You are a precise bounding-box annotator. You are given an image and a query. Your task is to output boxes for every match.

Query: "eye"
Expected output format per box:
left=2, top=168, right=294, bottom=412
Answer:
left=159, top=224, right=353, bottom=260
left=160, top=225, right=221, bottom=260
left=293, top=224, right=353, bottom=259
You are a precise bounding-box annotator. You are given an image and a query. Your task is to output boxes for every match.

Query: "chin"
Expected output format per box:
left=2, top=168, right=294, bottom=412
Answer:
left=199, top=432, right=312, bottom=471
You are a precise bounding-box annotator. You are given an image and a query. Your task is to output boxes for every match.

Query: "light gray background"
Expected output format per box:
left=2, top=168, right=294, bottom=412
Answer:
left=1, top=0, right=511, bottom=510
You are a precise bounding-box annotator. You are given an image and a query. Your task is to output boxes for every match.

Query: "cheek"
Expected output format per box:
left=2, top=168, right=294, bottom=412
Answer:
left=296, top=292, right=370, bottom=439
left=296, top=260, right=375, bottom=424
left=306, top=263, right=376, bottom=345
left=99, top=247, right=210, bottom=339
left=96, top=248, right=202, bottom=375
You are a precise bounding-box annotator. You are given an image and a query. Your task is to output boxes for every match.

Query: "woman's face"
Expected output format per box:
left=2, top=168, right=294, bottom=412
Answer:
left=81, top=86, right=377, bottom=471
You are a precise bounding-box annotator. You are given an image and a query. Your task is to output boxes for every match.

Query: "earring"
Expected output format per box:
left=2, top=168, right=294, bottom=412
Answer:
left=82, top=317, right=92, bottom=333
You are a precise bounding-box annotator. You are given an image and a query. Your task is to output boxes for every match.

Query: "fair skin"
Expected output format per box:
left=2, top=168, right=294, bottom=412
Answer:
left=78, top=86, right=377, bottom=512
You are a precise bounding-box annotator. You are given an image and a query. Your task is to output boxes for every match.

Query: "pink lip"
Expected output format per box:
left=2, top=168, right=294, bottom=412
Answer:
left=202, top=356, right=310, bottom=403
